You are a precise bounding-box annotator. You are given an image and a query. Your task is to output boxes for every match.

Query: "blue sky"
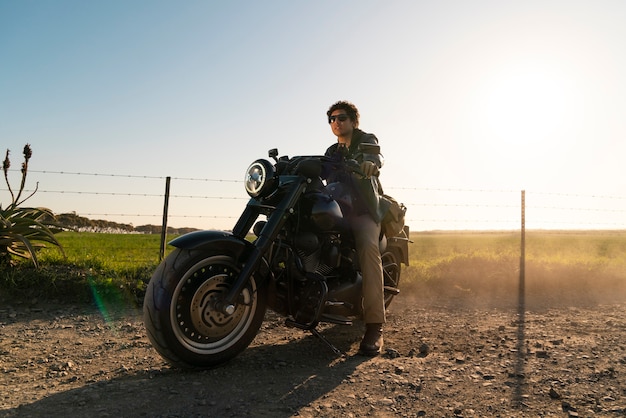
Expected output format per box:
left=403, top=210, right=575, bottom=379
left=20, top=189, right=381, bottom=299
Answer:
left=2, top=0, right=625, bottom=230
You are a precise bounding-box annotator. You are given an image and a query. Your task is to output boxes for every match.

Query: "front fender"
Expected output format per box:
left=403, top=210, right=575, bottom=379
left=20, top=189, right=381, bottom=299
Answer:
left=170, top=230, right=253, bottom=258
left=170, top=230, right=271, bottom=288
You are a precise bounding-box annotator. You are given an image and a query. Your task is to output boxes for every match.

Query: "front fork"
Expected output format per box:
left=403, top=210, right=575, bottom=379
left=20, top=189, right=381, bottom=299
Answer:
left=219, top=179, right=309, bottom=314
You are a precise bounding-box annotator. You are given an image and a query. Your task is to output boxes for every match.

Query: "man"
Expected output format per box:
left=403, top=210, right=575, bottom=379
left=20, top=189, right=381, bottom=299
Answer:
left=324, top=100, right=386, bottom=356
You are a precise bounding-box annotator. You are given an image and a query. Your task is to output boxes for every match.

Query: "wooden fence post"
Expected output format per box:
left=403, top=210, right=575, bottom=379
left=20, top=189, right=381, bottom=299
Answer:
left=159, top=176, right=171, bottom=261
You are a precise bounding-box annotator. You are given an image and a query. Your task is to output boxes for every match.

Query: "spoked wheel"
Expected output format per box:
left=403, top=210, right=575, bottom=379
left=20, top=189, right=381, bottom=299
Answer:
left=143, top=249, right=267, bottom=369
left=381, top=249, right=401, bottom=308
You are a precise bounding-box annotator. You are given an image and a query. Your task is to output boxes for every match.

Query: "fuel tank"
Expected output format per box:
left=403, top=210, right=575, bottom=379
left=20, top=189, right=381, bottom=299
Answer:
left=309, top=192, right=344, bottom=231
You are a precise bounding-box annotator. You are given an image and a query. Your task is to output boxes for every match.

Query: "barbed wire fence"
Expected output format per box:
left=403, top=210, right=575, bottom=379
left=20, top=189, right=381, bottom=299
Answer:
left=3, top=169, right=625, bottom=263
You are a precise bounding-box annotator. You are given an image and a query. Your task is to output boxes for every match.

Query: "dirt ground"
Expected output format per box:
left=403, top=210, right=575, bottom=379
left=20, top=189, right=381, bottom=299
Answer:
left=1, top=280, right=626, bottom=418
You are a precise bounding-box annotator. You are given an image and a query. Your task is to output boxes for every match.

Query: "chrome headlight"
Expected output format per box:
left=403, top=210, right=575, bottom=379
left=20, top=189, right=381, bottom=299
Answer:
left=244, top=159, right=275, bottom=198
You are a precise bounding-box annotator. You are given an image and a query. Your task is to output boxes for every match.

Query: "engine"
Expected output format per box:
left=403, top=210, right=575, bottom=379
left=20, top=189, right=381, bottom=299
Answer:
left=293, top=231, right=341, bottom=275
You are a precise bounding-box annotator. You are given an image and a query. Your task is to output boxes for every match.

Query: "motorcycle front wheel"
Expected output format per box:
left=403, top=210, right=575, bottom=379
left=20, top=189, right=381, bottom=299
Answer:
left=143, top=249, right=267, bottom=369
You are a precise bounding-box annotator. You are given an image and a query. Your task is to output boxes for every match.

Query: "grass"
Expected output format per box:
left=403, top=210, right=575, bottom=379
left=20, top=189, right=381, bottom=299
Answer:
left=525, top=231, right=626, bottom=266
left=403, top=230, right=626, bottom=309
left=39, top=231, right=172, bottom=268
left=0, top=232, right=175, bottom=304
left=1, top=230, right=625, bottom=309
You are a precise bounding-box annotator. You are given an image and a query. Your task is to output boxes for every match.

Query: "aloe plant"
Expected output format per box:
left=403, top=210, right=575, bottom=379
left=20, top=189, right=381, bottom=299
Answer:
left=1, top=144, right=64, bottom=268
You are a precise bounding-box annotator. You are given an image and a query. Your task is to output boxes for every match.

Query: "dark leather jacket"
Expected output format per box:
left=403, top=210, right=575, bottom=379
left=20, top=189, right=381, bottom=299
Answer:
left=324, top=129, right=389, bottom=223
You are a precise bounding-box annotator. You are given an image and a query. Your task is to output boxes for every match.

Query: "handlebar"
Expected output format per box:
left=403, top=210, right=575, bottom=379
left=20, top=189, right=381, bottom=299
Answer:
left=270, top=148, right=374, bottom=180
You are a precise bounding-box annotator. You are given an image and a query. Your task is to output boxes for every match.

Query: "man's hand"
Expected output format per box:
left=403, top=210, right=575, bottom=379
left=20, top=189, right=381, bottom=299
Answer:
left=360, top=161, right=378, bottom=178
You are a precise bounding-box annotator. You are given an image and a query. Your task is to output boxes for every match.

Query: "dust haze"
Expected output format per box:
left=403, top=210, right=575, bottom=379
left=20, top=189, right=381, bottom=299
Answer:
left=399, top=257, right=626, bottom=311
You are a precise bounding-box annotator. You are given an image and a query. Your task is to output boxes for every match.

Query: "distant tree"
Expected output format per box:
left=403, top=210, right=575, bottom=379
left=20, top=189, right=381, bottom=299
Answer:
left=0, top=144, right=64, bottom=267
left=134, top=225, right=199, bottom=235
left=53, top=212, right=134, bottom=233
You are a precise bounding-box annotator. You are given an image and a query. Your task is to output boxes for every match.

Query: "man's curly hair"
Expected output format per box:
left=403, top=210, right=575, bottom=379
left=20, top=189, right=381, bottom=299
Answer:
left=326, top=100, right=360, bottom=128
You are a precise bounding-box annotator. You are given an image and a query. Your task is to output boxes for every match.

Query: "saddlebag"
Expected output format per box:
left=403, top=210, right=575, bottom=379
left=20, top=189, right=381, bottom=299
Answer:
left=381, top=194, right=407, bottom=238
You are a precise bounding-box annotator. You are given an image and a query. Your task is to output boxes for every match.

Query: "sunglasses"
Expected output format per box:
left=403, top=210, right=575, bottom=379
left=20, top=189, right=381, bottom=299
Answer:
left=328, top=114, right=350, bottom=124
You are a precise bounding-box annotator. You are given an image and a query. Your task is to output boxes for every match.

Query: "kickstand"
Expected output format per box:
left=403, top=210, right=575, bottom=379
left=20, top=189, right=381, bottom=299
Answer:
left=310, top=328, right=343, bottom=356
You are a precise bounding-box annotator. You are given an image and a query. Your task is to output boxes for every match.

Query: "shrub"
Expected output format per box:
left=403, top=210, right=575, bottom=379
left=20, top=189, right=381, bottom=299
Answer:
left=0, top=144, right=64, bottom=268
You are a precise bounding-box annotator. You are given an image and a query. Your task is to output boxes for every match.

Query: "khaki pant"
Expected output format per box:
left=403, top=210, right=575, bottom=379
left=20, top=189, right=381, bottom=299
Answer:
left=350, top=214, right=386, bottom=324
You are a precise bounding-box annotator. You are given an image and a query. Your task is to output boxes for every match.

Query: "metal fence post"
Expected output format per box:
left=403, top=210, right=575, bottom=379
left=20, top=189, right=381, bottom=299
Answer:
left=519, top=190, right=526, bottom=306
left=159, top=176, right=171, bottom=261
left=514, top=189, right=527, bottom=404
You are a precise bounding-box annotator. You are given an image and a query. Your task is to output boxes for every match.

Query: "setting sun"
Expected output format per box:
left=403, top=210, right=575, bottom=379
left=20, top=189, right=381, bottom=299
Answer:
left=472, top=59, right=580, bottom=153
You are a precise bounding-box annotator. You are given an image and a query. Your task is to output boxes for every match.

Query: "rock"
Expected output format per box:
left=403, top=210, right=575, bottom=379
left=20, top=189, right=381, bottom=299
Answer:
left=385, top=348, right=401, bottom=358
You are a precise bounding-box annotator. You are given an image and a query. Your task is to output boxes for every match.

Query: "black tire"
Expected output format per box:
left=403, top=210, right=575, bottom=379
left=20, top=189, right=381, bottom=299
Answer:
left=143, top=249, right=267, bottom=369
left=382, top=249, right=401, bottom=308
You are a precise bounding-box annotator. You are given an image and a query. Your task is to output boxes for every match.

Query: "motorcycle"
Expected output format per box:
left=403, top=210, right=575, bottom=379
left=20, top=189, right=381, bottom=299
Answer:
left=143, top=144, right=410, bottom=369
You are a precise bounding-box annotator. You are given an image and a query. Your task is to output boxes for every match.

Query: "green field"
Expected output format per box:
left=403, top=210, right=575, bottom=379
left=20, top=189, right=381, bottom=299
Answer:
left=2, top=230, right=625, bottom=309
left=40, top=231, right=171, bottom=269
left=41, top=229, right=626, bottom=271
left=0, top=232, right=173, bottom=304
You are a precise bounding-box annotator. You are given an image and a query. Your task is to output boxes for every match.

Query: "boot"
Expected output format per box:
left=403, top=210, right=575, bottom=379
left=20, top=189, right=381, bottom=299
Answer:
left=359, top=323, right=383, bottom=356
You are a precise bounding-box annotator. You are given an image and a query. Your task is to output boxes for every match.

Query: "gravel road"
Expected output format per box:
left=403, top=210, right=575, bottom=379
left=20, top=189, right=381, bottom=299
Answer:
left=1, top=286, right=625, bottom=417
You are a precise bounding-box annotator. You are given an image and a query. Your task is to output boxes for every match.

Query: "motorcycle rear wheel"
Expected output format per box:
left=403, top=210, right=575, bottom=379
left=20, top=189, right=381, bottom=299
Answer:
left=382, top=249, right=402, bottom=308
left=143, top=249, right=267, bottom=369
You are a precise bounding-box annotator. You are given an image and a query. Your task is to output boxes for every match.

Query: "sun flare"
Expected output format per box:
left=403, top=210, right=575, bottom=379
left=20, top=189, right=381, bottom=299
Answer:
left=482, top=65, right=572, bottom=144
left=464, top=56, right=587, bottom=173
